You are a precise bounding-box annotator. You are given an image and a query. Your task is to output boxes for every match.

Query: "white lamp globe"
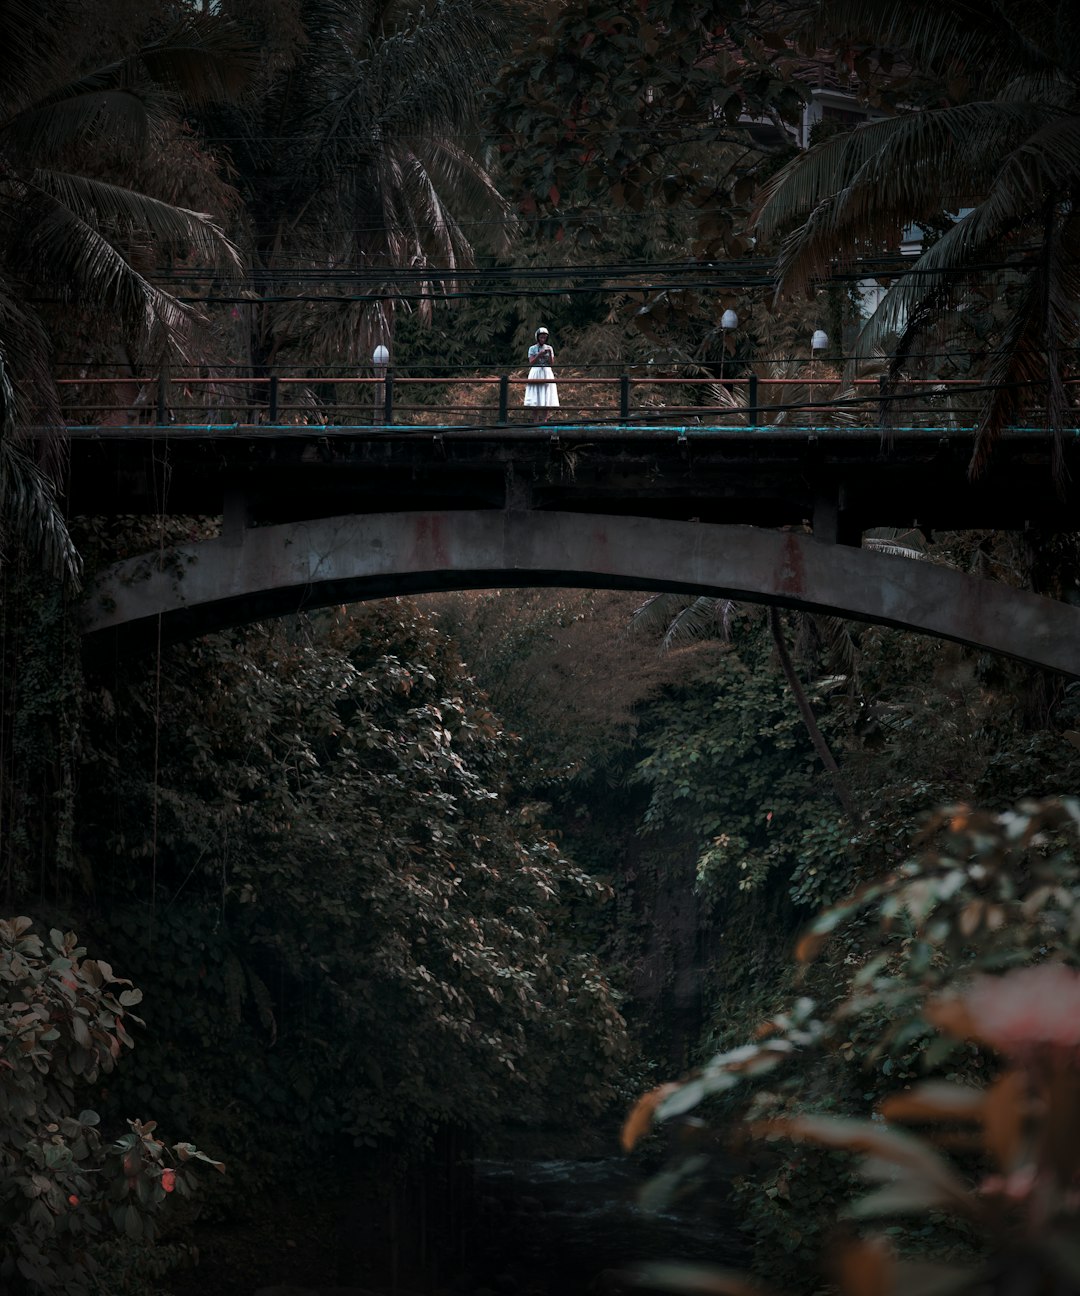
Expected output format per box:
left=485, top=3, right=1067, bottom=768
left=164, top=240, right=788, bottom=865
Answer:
left=810, top=329, right=829, bottom=351
left=372, top=345, right=390, bottom=366
left=720, top=309, right=739, bottom=330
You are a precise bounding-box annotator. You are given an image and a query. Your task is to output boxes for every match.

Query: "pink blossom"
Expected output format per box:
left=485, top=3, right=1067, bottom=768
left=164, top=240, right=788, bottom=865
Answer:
left=933, top=964, right=1080, bottom=1052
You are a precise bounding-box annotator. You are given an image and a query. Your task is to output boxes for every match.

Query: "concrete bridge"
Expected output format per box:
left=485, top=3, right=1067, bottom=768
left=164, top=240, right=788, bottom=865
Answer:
left=83, top=510, right=1080, bottom=676
left=63, top=371, right=1080, bottom=671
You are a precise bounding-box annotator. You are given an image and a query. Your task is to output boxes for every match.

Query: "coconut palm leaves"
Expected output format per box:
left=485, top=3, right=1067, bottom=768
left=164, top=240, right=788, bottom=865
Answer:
left=0, top=354, right=79, bottom=586
left=752, top=1, right=1080, bottom=475
left=1, top=6, right=246, bottom=377
left=234, top=0, right=514, bottom=366
left=708, top=357, right=887, bottom=429
left=0, top=1, right=247, bottom=574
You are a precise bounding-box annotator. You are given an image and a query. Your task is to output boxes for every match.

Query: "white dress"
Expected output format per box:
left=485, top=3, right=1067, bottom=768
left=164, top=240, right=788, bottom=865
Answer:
left=524, top=343, right=560, bottom=408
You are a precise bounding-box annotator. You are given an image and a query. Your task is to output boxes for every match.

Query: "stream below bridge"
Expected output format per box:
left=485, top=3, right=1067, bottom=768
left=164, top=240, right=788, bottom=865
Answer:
left=462, top=1155, right=744, bottom=1295
left=184, top=1151, right=744, bottom=1296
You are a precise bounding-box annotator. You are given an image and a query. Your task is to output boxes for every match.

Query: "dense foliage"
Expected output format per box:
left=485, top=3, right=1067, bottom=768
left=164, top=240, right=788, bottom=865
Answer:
left=624, top=799, right=1080, bottom=1296
left=0, top=917, right=220, bottom=1296
left=77, top=602, right=629, bottom=1185
left=1, top=1, right=1079, bottom=1291
left=632, top=613, right=853, bottom=909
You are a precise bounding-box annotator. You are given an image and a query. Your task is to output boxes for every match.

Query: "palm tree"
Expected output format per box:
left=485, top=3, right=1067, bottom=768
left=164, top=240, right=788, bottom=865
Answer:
left=0, top=0, right=247, bottom=581
left=751, top=1, right=1080, bottom=477
left=216, top=0, right=514, bottom=374
left=0, top=358, right=78, bottom=581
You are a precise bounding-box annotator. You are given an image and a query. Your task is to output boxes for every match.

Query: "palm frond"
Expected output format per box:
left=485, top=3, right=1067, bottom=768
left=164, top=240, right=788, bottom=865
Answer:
left=862, top=528, right=930, bottom=559
left=810, top=615, right=861, bottom=684
left=0, top=356, right=80, bottom=588
left=798, top=1, right=1063, bottom=90
left=661, top=598, right=737, bottom=652
left=1, top=90, right=152, bottom=167
left=755, top=102, right=1056, bottom=289
left=629, top=593, right=736, bottom=650
left=27, top=170, right=240, bottom=269
left=136, top=14, right=256, bottom=104
left=628, top=592, right=695, bottom=641
left=0, top=0, right=67, bottom=120
left=970, top=207, right=1080, bottom=477
left=1, top=12, right=252, bottom=165
left=12, top=182, right=194, bottom=343
left=0, top=282, right=58, bottom=431
left=851, top=210, right=996, bottom=360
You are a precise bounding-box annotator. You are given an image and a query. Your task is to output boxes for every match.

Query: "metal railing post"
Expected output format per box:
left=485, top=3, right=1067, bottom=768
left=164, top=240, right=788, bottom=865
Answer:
left=748, top=373, right=758, bottom=429
left=268, top=374, right=279, bottom=423
left=619, top=373, right=630, bottom=420
left=498, top=374, right=509, bottom=425
left=157, top=371, right=167, bottom=425
left=384, top=372, right=394, bottom=425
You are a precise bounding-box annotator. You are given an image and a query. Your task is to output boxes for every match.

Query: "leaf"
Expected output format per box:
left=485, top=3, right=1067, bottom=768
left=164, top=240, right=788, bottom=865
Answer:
left=880, top=1082, right=985, bottom=1124
left=172, top=1142, right=225, bottom=1172
left=795, top=882, right=886, bottom=961
left=656, top=1077, right=709, bottom=1118
left=124, top=1203, right=143, bottom=1240
left=833, top=1236, right=893, bottom=1296
left=756, top=1115, right=973, bottom=1206
left=980, top=1070, right=1029, bottom=1171
left=621, top=1083, right=679, bottom=1151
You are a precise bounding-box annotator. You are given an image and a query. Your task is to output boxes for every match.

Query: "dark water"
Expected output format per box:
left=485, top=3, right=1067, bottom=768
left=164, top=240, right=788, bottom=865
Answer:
left=464, top=1156, right=744, bottom=1296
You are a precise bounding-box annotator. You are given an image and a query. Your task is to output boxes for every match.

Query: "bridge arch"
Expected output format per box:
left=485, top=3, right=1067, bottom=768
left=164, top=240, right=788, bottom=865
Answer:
left=83, top=511, right=1080, bottom=676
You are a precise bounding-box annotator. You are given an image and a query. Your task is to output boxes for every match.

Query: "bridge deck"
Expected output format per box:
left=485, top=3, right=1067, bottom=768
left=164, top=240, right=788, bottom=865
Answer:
left=60, top=419, right=1077, bottom=542
left=53, top=367, right=1080, bottom=538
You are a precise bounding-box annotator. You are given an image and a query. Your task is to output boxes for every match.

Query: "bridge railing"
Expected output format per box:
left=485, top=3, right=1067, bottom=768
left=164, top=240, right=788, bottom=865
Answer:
left=53, top=369, right=1064, bottom=432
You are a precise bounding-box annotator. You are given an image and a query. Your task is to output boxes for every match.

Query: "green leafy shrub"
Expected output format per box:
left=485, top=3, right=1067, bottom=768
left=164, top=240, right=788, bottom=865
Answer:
left=0, top=917, right=222, bottom=1294
left=632, top=622, right=853, bottom=906
left=79, top=603, right=631, bottom=1196
left=624, top=799, right=1080, bottom=1289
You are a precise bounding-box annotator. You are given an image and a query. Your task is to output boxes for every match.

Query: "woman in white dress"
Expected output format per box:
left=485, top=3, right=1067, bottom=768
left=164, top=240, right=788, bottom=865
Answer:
left=523, top=326, right=559, bottom=412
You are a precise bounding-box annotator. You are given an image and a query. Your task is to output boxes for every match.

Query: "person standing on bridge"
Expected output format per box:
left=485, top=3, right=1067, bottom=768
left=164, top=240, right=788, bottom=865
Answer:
left=524, top=327, right=559, bottom=414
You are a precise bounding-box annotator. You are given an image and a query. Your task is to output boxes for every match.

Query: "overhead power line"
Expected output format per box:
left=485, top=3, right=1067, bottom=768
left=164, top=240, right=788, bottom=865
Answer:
left=153, top=254, right=1035, bottom=283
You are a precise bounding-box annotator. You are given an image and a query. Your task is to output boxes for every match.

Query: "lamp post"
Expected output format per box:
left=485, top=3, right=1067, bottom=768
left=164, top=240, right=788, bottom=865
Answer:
left=373, top=344, right=389, bottom=426
left=720, top=308, right=739, bottom=375
left=720, top=308, right=738, bottom=421
left=809, top=328, right=828, bottom=428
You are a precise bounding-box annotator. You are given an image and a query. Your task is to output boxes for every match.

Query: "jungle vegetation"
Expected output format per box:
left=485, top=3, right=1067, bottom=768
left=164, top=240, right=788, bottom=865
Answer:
left=1, top=1, right=1079, bottom=1294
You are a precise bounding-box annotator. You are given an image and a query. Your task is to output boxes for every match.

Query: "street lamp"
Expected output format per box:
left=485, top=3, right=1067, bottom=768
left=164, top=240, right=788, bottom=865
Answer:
left=809, top=329, right=828, bottom=428
left=719, top=309, right=739, bottom=417
left=372, top=344, right=389, bottom=425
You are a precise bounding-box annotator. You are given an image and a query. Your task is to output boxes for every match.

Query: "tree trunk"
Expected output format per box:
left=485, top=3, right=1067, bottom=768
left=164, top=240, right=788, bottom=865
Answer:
left=768, top=607, right=859, bottom=822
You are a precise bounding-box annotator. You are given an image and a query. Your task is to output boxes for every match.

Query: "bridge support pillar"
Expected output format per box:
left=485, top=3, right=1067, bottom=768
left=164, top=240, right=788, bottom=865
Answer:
left=504, top=465, right=532, bottom=512
left=813, top=493, right=839, bottom=545
left=814, top=488, right=861, bottom=547
left=222, top=486, right=250, bottom=548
